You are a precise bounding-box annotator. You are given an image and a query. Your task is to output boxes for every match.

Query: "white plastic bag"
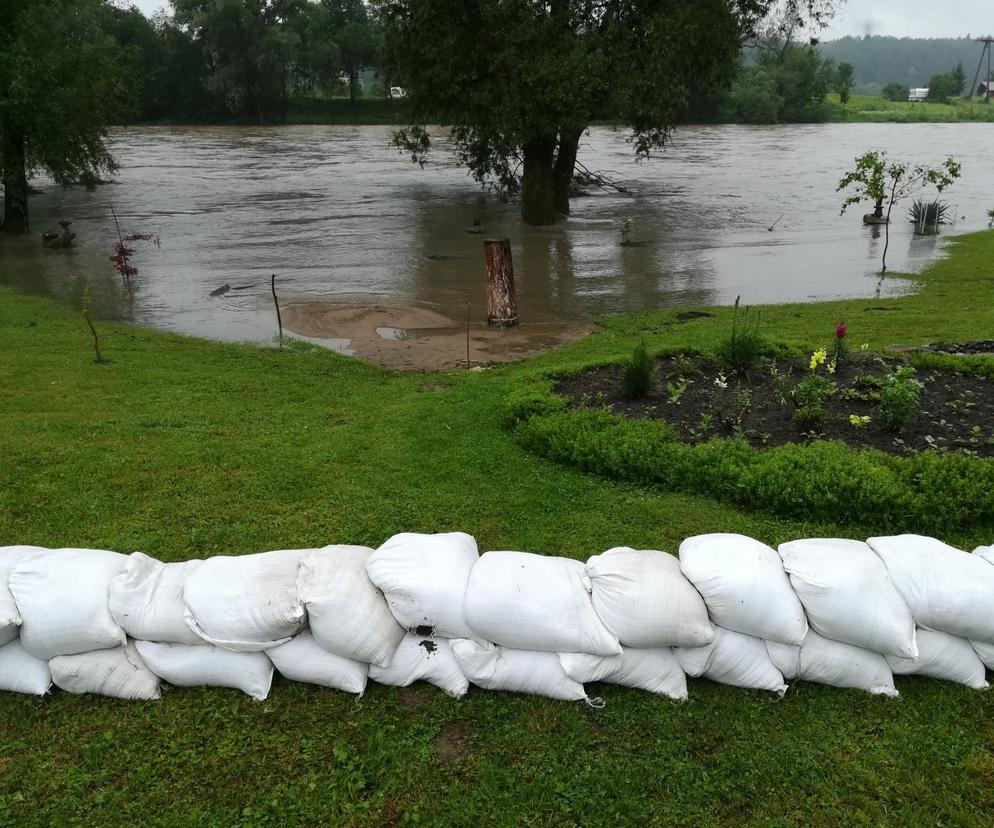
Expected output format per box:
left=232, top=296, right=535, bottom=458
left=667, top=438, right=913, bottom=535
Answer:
left=778, top=539, right=917, bottom=658
left=266, top=631, right=367, bottom=695
left=451, top=639, right=593, bottom=703
left=0, top=638, right=52, bottom=695
left=0, top=546, right=46, bottom=646
left=183, top=549, right=310, bottom=651
left=679, top=534, right=807, bottom=645
left=886, top=628, right=989, bottom=689
left=867, top=535, right=994, bottom=644
left=50, top=642, right=161, bottom=700
left=368, top=633, right=468, bottom=698
left=109, top=553, right=204, bottom=645
left=558, top=648, right=688, bottom=700
left=675, top=625, right=788, bottom=695
left=585, top=548, right=713, bottom=648
left=464, top=551, right=620, bottom=656
left=135, top=640, right=274, bottom=701
left=366, top=532, right=478, bottom=639
left=298, top=546, right=404, bottom=667
left=9, top=548, right=127, bottom=659
left=766, top=630, right=898, bottom=697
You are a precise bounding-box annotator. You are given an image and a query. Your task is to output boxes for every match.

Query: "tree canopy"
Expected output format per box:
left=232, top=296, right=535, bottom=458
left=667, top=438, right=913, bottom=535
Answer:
left=1, top=0, right=126, bottom=233
left=377, top=0, right=840, bottom=225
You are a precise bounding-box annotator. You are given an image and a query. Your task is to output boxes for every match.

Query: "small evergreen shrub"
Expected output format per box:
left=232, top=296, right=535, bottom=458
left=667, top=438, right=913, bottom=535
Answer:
left=622, top=341, right=656, bottom=399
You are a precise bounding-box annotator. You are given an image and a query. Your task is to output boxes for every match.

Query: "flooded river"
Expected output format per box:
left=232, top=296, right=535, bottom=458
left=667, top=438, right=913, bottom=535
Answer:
left=1, top=123, right=992, bottom=346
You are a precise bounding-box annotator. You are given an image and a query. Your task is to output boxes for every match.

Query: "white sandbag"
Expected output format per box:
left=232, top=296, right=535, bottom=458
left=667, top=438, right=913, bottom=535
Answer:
left=366, top=532, right=478, bottom=639
left=973, top=546, right=994, bottom=565
left=585, top=548, right=713, bottom=648
left=679, top=534, right=807, bottom=645
left=135, top=640, right=273, bottom=701
left=558, top=648, right=688, bottom=700
left=9, top=548, right=127, bottom=659
left=368, top=633, right=468, bottom=698
left=0, top=546, right=46, bottom=646
left=50, top=641, right=161, bottom=700
left=266, top=631, right=367, bottom=696
left=778, top=539, right=917, bottom=658
left=0, top=638, right=52, bottom=695
left=182, top=549, right=310, bottom=651
left=675, top=625, right=788, bottom=695
left=766, top=630, right=898, bottom=697
left=867, top=535, right=994, bottom=644
left=971, top=640, right=994, bottom=670
left=451, top=639, right=594, bottom=703
left=463, top=551, right=620, bottom=656
left=886, top=628, right=989, bottom=689
left=298, top=546, right=404, bottom=668
left=109, top=552, right=204, bottom=645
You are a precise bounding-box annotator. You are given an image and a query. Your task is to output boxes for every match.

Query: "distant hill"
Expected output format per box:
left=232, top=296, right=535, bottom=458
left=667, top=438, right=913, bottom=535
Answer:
left=818, top=36, right=989, bottom=94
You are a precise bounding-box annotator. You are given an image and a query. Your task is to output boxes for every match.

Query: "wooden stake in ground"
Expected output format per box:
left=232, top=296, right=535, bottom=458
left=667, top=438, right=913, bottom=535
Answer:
left=483, top=239, right=518, bottom=328
left=465, top=303, right=472, bottom=369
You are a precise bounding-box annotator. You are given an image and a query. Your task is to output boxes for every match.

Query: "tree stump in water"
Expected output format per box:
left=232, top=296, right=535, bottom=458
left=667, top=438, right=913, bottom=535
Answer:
left=483, top=239, right=518, bottom=328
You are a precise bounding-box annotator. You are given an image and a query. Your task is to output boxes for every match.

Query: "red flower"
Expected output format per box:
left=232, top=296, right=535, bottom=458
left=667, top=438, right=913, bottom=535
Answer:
left=835, top=322, right=847, bottom=339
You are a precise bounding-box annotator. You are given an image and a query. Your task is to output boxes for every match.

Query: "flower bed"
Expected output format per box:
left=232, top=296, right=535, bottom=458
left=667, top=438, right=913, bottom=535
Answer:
left=555, top=352, right=994, bottom=458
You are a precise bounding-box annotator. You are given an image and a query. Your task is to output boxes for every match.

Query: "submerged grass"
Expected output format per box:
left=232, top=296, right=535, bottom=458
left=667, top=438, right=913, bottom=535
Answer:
left=1, top=232, right=994, bottom=824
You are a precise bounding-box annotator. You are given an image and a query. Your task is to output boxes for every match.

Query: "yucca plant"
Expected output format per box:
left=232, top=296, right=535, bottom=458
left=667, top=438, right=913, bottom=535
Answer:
left=907, top=198, right=949, bottom=235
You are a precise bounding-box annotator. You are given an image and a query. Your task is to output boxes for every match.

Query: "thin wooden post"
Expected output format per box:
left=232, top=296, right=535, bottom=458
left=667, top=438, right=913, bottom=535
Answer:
left=483, top=238, right=518, bottom=328
left=271, top=274, right=283, bottom=347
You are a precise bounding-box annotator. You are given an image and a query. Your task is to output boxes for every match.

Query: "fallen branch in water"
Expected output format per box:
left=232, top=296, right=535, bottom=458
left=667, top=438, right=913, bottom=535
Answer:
left=573, top=162, right=631, bottom=194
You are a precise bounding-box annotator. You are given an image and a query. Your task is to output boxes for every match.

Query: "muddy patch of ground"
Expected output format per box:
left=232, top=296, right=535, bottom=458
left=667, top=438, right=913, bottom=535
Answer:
left=435, top=723, right=473, bottom=763
left=279, top=300, right=597, bottom=372
left=397, top=687, right=431, bottom=713
left=557, top=353, right=994, bottom=457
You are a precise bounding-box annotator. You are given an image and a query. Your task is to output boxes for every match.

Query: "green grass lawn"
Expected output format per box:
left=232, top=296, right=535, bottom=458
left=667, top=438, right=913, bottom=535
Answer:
left=827, top=93, right=994, bottom=122
left=1, top=232, right=994, bottom=825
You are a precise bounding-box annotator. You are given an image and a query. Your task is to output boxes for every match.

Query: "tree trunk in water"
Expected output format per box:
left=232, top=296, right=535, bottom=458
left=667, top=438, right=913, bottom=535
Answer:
left=483, top=238, right=518, bottom=328
left=521, top=140, right=557, bottom=226
left=1, top=129, right=29, bottom=234
left=552, top=128, right=583, bottom=216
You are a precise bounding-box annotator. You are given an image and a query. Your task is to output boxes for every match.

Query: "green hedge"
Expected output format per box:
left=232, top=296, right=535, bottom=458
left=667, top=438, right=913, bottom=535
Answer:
left=507, top=387, right=994, bottom=534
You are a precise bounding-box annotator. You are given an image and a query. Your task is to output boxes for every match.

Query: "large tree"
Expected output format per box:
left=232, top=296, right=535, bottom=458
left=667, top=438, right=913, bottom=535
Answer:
left=376, top=0, right=838, bottom=225
left=0, top=0, right=125, bottom=234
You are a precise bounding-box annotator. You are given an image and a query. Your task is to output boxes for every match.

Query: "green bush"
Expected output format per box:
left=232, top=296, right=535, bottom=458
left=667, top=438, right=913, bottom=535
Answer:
left=621, top=341, right=656, bottom=399
left=510, top=403, right=994, bottom=534
left=877, top=367, right=924, bottom=431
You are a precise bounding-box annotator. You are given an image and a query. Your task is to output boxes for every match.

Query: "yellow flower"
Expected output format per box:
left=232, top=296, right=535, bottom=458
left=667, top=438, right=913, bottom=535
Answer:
left=809, top=348, right=828, bottom=371
left=827, top=360, right=837, bottom=375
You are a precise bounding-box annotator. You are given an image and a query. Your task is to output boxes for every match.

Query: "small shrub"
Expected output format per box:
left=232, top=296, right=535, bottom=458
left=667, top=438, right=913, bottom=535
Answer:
left=715, top=297, right=766, bottom=375
left=622, top=341, right=656, bottom=399
left=877, top=367, right=924, bottom=431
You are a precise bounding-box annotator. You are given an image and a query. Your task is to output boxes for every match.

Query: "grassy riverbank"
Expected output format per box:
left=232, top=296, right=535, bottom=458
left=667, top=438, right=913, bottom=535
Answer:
left=2, top=232, right=994, bottom=825
left=826, top=93, right=994, bottom=122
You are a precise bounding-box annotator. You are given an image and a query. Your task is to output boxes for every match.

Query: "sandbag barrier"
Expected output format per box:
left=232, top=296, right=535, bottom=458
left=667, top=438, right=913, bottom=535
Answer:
left=1, top=533, right=993, bottom=703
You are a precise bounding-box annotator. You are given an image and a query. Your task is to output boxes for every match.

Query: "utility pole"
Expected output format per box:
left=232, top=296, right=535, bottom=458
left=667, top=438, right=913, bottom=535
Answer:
left=970, top=36, right=993, bottom=102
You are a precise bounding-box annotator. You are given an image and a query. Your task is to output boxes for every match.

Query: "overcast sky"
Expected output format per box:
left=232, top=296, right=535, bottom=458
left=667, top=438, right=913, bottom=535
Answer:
left=126, top=0, right=991, bottom=41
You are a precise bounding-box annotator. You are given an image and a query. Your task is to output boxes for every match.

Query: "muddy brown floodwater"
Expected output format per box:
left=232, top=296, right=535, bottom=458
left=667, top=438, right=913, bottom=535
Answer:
left=1, top=123, right=992, bottom=369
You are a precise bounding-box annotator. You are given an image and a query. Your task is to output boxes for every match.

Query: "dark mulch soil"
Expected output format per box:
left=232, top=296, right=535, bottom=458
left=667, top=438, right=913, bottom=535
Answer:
left=556, top=352, right=994, bottom=457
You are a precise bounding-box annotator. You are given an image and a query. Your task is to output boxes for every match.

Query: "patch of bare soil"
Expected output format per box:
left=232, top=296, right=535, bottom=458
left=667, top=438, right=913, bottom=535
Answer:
left=397, top=687, right=431, bottom=713
left=435, top=723, right=473, bottom=763
left=279, top=300, right=597, bottom=372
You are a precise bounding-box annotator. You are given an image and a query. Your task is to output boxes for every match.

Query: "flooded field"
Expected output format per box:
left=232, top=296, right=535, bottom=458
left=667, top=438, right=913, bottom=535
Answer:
left=1, top=122, right=992, bottom=349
